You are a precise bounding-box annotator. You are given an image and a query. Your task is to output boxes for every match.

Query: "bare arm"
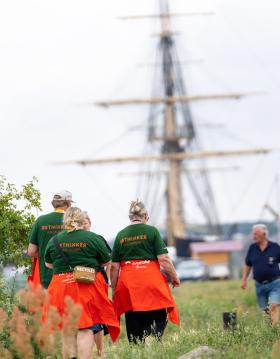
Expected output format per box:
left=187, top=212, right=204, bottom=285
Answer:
left=100, top=261, right=112, bottom=286
left=101, top=261, right=111, bottom=268
left=105, top=262, right=111, bottom=286
left=110, top=262, right=121, bottom=292
left=157, top=253, right=180, bottom=287
left=27, top=243, right=38, bottom=257
left=45, top=262, right=53, bottom=269
left=241, top=265, right=251, bottom=289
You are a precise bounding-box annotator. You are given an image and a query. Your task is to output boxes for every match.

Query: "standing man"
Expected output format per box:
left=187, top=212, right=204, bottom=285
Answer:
left=241, top=224, right=280, bottom=325
left=27, top=190, right=73, bottom=289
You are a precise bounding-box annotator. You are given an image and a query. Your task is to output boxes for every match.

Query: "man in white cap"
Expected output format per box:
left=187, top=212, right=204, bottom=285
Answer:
left=27, top=190, right=73, bottom=288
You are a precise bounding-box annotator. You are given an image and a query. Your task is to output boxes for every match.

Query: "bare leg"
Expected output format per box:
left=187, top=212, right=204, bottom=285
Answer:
left=62, top=331, right=77, bottom=359
left=77, top=329, right=94, bottom=359
left=94, top=330, right=104, bottom=356
left=270, top=303, right=279, bottom=325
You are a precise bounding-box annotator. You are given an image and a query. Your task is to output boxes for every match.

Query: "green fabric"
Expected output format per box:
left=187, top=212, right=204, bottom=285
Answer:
left=28, top=211, right=64, bottom=288
left=112, top=223, right=168, bottom=262
left=44, top=229, right=111, bottom=274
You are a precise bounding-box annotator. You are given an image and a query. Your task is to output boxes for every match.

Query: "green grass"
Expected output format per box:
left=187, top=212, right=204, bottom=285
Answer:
left=1, top=280, right=279, bottom=358
left=104, top=280, right=280, bottom=359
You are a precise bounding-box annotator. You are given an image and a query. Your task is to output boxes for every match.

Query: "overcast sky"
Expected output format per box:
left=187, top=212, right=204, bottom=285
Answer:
left=1, top=0, right=280, bottom=239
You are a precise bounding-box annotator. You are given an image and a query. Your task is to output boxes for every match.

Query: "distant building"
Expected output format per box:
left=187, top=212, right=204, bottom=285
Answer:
left=190, top=240, right=243, bottom=279
left=190, top=240, right=243, bottom=265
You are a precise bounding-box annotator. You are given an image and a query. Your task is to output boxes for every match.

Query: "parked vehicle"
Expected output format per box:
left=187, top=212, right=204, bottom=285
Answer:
left=208, top=263, right=230, bottom=279
left=1, top=265, right=27, bottom=290
left=175, top=258, right=208, bottom=281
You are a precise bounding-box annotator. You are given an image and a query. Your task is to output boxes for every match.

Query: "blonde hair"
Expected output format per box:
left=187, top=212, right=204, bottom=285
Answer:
left=83, top=211, right=91, bottom=223
left=82, top=212, right=92, bottom=231
left=64, top=207, right=86, bottom=231
left=129, top=199, right=147, bottom=221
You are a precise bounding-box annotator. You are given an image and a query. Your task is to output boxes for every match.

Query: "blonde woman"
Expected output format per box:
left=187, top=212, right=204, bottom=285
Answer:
left=45, top=207, right=119, bottom=359
left=111, top=200, right=180, bottom=343
left=83, top=212, right=111, bottom=357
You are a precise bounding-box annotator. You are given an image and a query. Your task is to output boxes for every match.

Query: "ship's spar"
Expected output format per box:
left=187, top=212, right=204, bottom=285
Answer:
left=53, top=0, right=272, bottom=246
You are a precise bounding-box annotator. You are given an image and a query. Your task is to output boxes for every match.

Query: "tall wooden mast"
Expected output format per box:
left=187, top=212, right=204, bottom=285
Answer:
left=52, top=0, right=270, bottom=246
left=159, top=0, right=185, bottom=244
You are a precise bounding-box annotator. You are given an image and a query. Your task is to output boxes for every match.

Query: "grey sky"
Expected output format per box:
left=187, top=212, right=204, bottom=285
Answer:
left=1, top=0, right=280, bottom=238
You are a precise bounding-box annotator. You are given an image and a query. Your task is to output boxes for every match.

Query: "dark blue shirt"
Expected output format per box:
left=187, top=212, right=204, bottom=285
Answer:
left=245, top=241, right=280, bottom=283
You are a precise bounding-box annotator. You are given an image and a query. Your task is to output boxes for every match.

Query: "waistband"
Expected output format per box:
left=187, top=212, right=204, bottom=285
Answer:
left=256, top=276, right=280, bottom=285
left=120, top=259, right=158, bottom=266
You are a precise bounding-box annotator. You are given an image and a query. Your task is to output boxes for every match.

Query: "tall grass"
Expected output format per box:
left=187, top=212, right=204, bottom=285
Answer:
left=105, top=280, right=280, bottom=359
left=0, top=280, right=279, bottom=358
left=0, top=283, right=81, bottom=358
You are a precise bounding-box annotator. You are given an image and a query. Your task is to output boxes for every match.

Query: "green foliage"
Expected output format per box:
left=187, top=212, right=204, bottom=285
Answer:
left=0, top=176, right=41, bottom=267
left=0, top=276, right=10, bottom=310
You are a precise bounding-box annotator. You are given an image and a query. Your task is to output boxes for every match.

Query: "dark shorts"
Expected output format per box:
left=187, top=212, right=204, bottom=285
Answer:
left=83, top=324, right=105, bottom=334
left=255, top=278, right=280, bottom=310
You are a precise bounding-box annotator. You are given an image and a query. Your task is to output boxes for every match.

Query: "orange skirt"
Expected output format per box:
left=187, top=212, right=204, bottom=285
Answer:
left=27, top=257, right=41, bottom=287
left=47, top=272, right=120, bottom=342
left=113, top=259, right=180, bottom=325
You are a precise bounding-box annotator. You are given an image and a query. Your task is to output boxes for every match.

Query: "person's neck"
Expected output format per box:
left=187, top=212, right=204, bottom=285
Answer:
left=131, top=219, right=143, bottom=224
left=258, top=239, right=268, bottom=251
left=55, top=208, right=65, bottom=213
left=67, top=225, right=83, bottom=232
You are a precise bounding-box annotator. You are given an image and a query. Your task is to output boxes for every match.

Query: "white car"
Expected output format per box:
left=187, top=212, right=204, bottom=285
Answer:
left=1, top=265, right=27, bottom=289
left=208, top=263, right=230, bottom=279
left=176, top=259, right=208, bottom=281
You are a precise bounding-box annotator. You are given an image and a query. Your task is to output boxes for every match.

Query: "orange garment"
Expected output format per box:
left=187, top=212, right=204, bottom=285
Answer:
left=27, top=257, right=41, bottom=287
left=113, top=259, right=180, bottom=325
left=47, top=272, right=120, bottom=342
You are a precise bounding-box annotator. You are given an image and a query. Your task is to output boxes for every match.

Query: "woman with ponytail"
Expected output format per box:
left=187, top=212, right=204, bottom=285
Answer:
left=44, top=207, right=120, bottom=359
left=111, top=200, right=180, bottom=344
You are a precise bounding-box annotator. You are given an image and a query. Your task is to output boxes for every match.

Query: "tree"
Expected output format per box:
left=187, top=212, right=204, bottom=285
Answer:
left=0, top=176, right=41, bottom=267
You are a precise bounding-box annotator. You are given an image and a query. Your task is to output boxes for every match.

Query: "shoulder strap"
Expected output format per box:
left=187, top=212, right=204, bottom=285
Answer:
left=53, top=235, right=73, bottom=271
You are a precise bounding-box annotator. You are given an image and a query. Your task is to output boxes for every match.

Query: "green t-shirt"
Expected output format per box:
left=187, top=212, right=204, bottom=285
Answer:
left=112, top=223, right=168, bottom=262
left=28, top=211, right=64, bottom=288
left=44, top=229, right=111, bottom=274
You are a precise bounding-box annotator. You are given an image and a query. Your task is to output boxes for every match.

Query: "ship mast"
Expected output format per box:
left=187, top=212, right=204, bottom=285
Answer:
left=159, top=0, right=185, bottom=244
left=147, top=0, right=221, bottom=244
left=52, top=0, right=271, bottom=247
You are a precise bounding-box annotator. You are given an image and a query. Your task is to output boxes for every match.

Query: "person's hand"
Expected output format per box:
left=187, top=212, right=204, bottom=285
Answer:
left=241, top=280, right=247, bottom=289
left=172, top=276, right=180, bottom=288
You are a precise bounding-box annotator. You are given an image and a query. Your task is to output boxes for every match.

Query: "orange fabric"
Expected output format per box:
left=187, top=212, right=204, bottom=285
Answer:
left=113, top=259, right=180, bottom=325
left=27, top=258, right=41, bottom=287
left=47, top=272, right=120, bottom=342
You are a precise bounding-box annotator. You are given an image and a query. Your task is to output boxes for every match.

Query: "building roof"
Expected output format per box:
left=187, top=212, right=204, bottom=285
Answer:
left=190, top=240, right=243, bottom=254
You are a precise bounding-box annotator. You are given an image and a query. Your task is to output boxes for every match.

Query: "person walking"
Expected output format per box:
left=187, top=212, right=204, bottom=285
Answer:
left=27, top=190, right=73, bottom=288
left=44, top=207, right=120, bottom=359
left=82, top=212, right=111, bottom=357
left=111, top=199, right=180, bottom=344
left=241, top=224, right=280, bottom=325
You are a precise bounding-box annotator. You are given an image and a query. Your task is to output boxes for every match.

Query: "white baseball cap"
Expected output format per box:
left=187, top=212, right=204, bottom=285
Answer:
left=53, top=190, right=74, bottom=202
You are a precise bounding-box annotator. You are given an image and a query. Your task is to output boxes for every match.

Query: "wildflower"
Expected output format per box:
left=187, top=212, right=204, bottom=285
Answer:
left=272, top=339, right=280, bottom=359
left=62, top=296, right=82, bottom=337
left=0, top=344, right=12, bottom=359
left=9, top=307, right=34, bottom=359
left=0, top=307, right=7, bottom=332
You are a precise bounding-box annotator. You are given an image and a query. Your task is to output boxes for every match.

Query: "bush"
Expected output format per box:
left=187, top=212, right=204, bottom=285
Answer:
left=0, top=176, right=41, bottom=267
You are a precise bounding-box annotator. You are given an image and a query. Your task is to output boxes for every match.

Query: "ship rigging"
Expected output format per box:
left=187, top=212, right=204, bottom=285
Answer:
left=53, top=0, right=273, bottom=246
